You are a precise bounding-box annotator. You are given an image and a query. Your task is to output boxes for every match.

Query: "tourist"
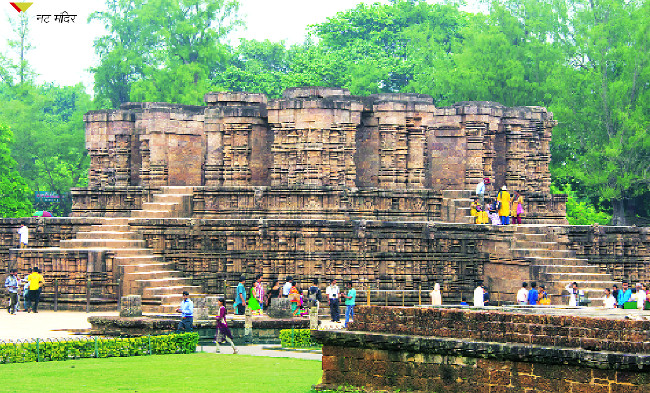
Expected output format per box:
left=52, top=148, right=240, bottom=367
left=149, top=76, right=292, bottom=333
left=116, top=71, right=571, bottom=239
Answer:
left=482, top=286, right=490, bottom=306
left=603, top=288, right=617, bottom=309
left=17, top=224, right=29, bottom=248
left=27, top=266, right=44, bottom=313
left=430, top=283, right=442, bottom=306
left=215, top=297, right=238, bottom=354
left=539, top=285, right=550, bottom=305
left=233, top=275, right=246, bottom=315
left=617, top=282, right=632, bottom=308
left=460, top=297, right=469, bottom=306
left=176, top=291, right=193, bottom=333
left=487, top=199, right=500, bottom=225
left=248, top=281, right=263, bottom=316
left=476, top=202, right=489, bottom=225
left=612, top=285, right=620, bottom=303
left=22, top=268, right=31, bottom=312
left=635, top=283, right=646, bottom=310
left=565, top=282, right=584, bottom=307
left=5, top=269, right=19, bottom=314
left=511, top=191, right=524, bottom=225
left=517, top=282, right=529, bottom=305
left=497, top=185, right=511, bottom=225
left=288, top=281, right=301, bottom=316
left=266, top=279, right=281, bottom=308
left=326, top=279, right=341, bottom=323
left=470, top=198, right=480, bottom=223
left=645, top=284, right=650, bottom=308
left=528, top=282, right=539, bottom=306
left=475, top=177, right=490, bottom=204
left=282, top=276, right=293, bottom=297
left=341, top=281, right=357, bottom=328
left=256, top=274, right=265, bottom=312
left=473, top=282, right=484, bottom=307
left=308, top=278, right=322, bottom=309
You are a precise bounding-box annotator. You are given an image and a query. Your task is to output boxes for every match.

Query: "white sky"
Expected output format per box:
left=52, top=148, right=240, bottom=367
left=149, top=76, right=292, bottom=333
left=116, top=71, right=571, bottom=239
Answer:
left=0, top=0, right=481, bottom=92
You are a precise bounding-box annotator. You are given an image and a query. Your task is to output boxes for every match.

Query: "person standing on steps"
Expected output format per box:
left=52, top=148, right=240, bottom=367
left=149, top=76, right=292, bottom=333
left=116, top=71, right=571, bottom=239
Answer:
left=176, top=291, right=193, bottom=333
left=510, top=191, right=524, bottom=225
left=326, top=279, right=341, bottom=323
left=497, top=185, right=511, bottom=225
left=528, top=282, right=539, bottom=306
left=215, top=297, right=238, bottom=354
left=517, top=282, right=529, bottom=305
left=233, top=275, right=247, bottom=315
left=17, top=224, right=29, bottom=248
left=475, top=177, right=490, bottom=205
left=27, top=267, right=44, bottom=313
left=5, top=269, right=19, bottom=314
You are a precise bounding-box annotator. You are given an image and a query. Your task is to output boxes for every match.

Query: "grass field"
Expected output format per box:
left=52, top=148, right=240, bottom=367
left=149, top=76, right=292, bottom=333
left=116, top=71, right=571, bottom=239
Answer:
left=0, top=353, right=322, bottom=393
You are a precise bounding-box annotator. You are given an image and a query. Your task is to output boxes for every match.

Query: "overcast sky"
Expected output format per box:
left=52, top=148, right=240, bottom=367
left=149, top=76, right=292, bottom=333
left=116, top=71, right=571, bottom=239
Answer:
left=1, top=0, right=483, bottom=92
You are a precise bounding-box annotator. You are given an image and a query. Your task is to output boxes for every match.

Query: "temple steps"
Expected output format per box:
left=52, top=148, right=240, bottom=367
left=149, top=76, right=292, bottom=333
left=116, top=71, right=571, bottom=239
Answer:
left=441, top=190, right=475, bottom=224
left=60, top=239, right=147, bottom=249
left=76, top=231, right=140, bottom=240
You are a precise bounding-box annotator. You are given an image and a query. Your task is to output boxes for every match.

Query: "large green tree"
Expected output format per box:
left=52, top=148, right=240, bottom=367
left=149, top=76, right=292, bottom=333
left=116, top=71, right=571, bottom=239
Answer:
left=0, top=123, right=32, bottom=217
left=91, top=0, right=240, bottom=107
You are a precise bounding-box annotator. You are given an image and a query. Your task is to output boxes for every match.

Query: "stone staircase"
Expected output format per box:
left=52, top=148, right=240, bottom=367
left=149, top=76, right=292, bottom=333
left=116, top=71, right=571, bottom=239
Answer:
left=441, top=190, right=474, bottom=224
left=513, top=226, right=617, bottom=306
left=60, top=186, right=201, bottom=314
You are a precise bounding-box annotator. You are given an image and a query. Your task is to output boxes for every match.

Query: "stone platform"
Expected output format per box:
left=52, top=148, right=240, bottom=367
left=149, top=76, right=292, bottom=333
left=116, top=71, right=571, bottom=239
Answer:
left=313, top=306, right=650, bottom=392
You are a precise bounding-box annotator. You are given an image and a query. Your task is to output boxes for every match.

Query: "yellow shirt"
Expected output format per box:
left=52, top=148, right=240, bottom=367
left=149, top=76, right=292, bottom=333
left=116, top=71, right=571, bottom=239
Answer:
left=497, top=191, right=511, bottom=216
left=511, top=195, right=523, bottom=216
left=28, top=272, right=44, bottom=290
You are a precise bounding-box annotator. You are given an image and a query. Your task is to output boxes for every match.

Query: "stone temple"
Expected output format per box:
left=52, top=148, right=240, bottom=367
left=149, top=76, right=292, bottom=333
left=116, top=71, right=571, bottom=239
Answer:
left=2, top=87, right=649, bottom=312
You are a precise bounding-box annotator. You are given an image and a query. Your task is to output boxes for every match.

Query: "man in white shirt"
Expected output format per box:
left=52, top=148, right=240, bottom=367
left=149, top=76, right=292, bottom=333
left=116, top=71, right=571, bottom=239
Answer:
left=603, top=288, right=617, bottom=309
left=516, top=282, right=529, bottom=305
left=282, top=276, right=293, bottom=297
left=636, top=283, right=646, bottom=310
left=473, top=282, right=485, bottom=307
left=18, top=224, right=29, bottom=248
left=326, top=279, right=340, bottom=323
left=475, top=177, right=490, bottom=204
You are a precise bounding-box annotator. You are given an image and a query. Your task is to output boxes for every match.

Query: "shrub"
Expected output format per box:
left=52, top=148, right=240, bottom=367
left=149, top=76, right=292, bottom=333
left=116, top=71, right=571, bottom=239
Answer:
left=279, top=329, right=319, bottom=348
left=0, top=333, right=199, bottom=365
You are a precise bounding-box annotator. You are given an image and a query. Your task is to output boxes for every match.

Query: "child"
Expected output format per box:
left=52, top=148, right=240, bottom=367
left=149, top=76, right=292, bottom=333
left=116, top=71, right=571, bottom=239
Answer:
left=215, top=298, right=238, bottom=354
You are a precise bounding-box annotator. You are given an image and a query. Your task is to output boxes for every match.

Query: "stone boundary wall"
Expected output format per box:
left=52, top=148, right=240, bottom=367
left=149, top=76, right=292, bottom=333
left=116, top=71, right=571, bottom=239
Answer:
left=313, top=306, right=650, bottom=392
left=314, top=330, right=650, bottom=392
left=351, top=306, right=650, bottom=353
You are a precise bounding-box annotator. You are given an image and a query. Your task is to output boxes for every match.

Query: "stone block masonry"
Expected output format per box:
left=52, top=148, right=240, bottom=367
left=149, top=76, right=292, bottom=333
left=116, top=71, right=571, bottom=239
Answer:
left=313, top=306, right=650, bottom=393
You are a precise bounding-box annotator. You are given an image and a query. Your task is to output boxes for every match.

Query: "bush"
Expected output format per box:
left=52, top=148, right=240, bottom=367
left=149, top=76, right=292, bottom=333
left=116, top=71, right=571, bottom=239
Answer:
left=0, top=333, right=199, bottom=365
left=279, top=329, right=319, bottom=348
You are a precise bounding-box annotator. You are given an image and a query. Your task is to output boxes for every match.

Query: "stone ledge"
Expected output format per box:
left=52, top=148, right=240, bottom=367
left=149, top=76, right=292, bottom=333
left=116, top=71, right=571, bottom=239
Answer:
left=312, top=330, right=650, bottom=371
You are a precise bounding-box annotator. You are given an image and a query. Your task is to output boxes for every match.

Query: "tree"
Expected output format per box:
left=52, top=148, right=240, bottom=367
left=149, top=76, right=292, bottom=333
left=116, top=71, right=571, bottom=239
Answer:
left=91, top=0, right=240, bottom=107
left=7, top=13, right=33, bottom=85
left=0, top=123, right=32, bottom=217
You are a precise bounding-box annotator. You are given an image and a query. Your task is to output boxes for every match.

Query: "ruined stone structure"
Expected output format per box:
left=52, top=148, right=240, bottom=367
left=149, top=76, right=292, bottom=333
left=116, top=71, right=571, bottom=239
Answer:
left=2, top=87, right=648, bottom=313
left=314, top=306, right=650, bottom=392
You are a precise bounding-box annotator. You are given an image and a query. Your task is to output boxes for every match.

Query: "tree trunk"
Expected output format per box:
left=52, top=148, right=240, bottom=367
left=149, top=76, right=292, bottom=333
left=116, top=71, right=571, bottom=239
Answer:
left=612, top=198, right=627, bottom=226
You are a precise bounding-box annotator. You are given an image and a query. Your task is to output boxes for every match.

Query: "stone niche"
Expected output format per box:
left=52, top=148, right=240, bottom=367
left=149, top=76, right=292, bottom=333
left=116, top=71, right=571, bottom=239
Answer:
left=81, top=88, right=556, bottom=194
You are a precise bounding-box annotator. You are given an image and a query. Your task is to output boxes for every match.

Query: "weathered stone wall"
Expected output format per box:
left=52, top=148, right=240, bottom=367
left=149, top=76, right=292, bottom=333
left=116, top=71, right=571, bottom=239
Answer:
left=0, top=218, right=118, bottom=311
left=313, top=306, right=650, bottom=392
left=77, top=87, right=560, bottom=221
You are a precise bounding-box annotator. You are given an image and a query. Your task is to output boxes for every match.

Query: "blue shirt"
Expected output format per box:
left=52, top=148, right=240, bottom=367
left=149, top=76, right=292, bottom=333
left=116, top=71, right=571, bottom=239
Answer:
left=180, top=298, right=193, bottom=318
left=618, top=289, right=632, bottom=305
left=5, top=275, right=18, bottom=293
left=345, top=288, right=356, bottom=306
left=528, top=289, right=539, bottom=306
left=234, top=283, right=246, bottom=306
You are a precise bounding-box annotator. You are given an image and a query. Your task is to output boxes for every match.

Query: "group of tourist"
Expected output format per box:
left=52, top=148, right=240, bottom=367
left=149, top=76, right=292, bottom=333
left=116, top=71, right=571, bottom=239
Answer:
left=4, top=266, right=45, bottom=314
left=232, top=276, right=357, bottom=327
left=516, top=282, right=551, bottom=306
left=602, top=282, right=650, bottom=310
left=471, top=177, right=524, bottom=225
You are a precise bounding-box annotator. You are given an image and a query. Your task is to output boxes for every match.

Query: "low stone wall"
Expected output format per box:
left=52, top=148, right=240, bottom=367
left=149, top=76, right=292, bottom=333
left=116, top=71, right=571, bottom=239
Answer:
left=313, top=306, right=650, bottom=392
left=88, top=316, right=310, bottom=344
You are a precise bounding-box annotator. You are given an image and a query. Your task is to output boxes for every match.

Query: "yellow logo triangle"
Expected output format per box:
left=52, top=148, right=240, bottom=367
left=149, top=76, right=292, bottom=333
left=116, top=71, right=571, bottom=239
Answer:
left=10, top=2, right=33, bottom=12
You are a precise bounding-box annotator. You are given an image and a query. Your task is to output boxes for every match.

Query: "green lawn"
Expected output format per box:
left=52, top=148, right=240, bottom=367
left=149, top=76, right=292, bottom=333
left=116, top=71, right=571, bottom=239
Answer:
left=0, top=353, right=322, bottom=393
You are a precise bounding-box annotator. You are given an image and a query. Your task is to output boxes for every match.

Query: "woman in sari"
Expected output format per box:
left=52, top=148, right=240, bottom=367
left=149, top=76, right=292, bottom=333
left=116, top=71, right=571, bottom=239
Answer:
left=249, top=281, right=263, bottom=316
left=511, top=191, right=524, bottom=225
left=215, top=298, right=238, bottom=354
left=288, top=281, right=301, bottom=316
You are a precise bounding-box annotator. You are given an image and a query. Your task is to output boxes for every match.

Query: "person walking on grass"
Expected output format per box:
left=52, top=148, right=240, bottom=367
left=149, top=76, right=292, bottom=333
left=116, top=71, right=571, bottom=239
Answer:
left=215, top=297, right=238, bottom=354
left=326, top=279, right=341, bottom=323
left=341, top=281, right=356, bottom=328
left=27, top=267, right=44, bottom=313
left=176, top=291, right=193, bottom=333
left=5, top=269, right=19, bottom=314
